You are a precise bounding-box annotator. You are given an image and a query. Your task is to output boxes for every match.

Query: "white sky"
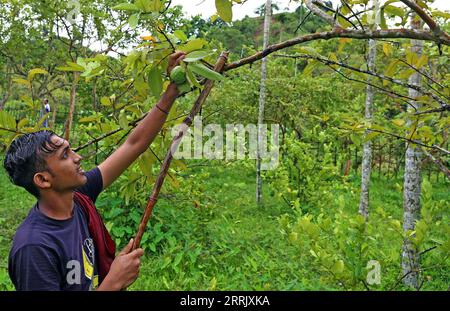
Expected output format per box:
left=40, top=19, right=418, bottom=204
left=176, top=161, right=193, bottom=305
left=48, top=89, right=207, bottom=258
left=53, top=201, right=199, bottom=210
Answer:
left=171, top=0, right=450, bottom=21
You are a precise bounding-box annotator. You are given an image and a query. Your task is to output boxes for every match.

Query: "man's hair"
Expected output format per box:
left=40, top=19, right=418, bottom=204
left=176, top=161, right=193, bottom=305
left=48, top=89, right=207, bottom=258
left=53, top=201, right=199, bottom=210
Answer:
left=3, top=130, right=61, bottom=198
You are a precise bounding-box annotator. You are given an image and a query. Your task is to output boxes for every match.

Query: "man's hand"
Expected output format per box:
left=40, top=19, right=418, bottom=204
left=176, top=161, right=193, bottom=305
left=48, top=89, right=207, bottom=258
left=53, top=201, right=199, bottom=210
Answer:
left=98, top=239, right=144, bottom=291
left=166, top=51, right=186, bottom=76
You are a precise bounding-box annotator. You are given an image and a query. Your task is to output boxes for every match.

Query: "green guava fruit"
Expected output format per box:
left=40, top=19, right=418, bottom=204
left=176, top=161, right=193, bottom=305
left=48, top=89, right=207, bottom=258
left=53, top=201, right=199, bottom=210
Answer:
left=170, top=66, right=187, bottom=85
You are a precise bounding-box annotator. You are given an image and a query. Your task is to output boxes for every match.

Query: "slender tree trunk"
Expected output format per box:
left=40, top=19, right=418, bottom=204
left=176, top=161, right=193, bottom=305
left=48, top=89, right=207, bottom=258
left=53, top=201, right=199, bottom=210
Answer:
left=256, top=0, right=272, bottom=205
left=50, top=98, right=58, bottom=129
left=359, top=38, right=377, bottom=219
left=402, top=6, right=423, bottom=289
left=0, top=67, right=12, bottom=110
left=93, top=78, right=98, bottom=111
left=64, top=72, right=80, bottom=141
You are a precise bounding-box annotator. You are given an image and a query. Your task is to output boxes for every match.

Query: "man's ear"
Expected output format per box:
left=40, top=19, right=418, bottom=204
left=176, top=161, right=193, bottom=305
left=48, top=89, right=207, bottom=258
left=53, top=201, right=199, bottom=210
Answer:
left=33, top=172, right=52, bottom=190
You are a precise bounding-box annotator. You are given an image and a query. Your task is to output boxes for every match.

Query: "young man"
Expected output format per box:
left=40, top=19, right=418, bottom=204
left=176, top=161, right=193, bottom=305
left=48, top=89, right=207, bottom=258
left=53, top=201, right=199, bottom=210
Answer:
left=3, top=51, right=186, bottom=291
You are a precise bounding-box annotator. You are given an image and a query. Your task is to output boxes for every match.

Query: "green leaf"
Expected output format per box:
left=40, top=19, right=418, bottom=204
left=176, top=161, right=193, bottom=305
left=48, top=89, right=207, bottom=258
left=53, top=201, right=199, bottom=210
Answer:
left=148, top=67, right=163, bottom=97
left=28, top=68, right=48, bottom=81
left=138, top=149, right=156, bottom=178
left=415, top=55, right=428, bottom=70
left=188, top=63, right=224, bottom=81
left=186, top=66, right=202, bottom=88
left=382, top=43, right=392, bottom=56
left=57, top=61, right=85, bottom=72
left=134, top=76, right=149, bottom=97
left=406, top=50, right=418, bottom=66
left=363, top=131, right=380, bottom=142
left=384, top=60, right=399, bottom=77
left=183, top=50, right=213, bottom=63
left=332, top=260, right=345, bottom=274
left=173, top=252, right=183, bottom=267
left=380, top=8, right=387, bottom=29
left=34, top=113, right=50, bottom=129
left=68, top=61, right=86, bottom=71
left=13, top=78, right=31, bottom=88
left=179, top=38, right=207, bottom=53
left=302, top=60, right=318, bottom=76
left=112, top=3, right=140, bottom=11
left=392, top=119, right=405, bottom=127
left=296, top=46, right=322, bottom=57
left=128, top=13, right=140, bottom=29
left=119, top=111, right=130, bottom=130
left=215, top=0, right=232, bottom=22
left=432, top=10, right=450, bottom=19
left=0, top=111, right=16, bottom=129
left=174, top=30, right=187, bottom=42
left=17, top=118, right=29, bottom=129
left=134, top=0, right=160, bottom=12
left=100, top=96, right=112, bottom=106
left=79, top=116, right=99, bottom=123
left=398, top=68, right=415, bottom=79
left=384, top=5, right=404, bottom=17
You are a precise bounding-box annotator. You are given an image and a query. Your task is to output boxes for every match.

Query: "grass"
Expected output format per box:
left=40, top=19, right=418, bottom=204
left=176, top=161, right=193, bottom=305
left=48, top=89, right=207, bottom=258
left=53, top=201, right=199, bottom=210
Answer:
left=0, top=161, right=448, bottom=291
left=0, top=165, right=35, bottom=290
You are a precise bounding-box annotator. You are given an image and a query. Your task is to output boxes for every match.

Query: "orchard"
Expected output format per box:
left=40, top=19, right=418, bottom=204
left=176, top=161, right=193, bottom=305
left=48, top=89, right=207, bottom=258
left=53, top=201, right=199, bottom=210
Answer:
left=0, top=0, right=448, bottom=291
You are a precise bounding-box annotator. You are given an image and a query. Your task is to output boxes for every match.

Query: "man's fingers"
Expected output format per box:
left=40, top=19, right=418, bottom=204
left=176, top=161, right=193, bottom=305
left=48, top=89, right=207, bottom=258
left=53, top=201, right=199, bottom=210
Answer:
left=131, top=248, right=144, bottom=258
left=171, top=51, right=185, bottom=60
left=169, top=51, right=186, bottom=64
left=126, top=247, right=144, bottom=259
left=119, top=238, right=134, bottom=255
left=175, top=54, right=186, bottom=65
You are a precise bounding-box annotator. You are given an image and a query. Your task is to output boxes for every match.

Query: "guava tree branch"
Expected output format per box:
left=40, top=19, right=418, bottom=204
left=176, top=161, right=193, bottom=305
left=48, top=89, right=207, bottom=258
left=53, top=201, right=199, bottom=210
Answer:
left=415, top=105, right=450, bottom=115
left=325, top=61, right=419, bottom=111
left=421, top=148, right=450, bottom=180
left=304, top=0, right=341, bottom=29
left=73, top=113, right=147, bottom=152
left=400, top=0, right=449, bottom=40
left=368, top=128, right=450, bottom=156
left=0, top=127, right=26, bottom=135
left=224, top=28, right=450, bottom=71
left=273, top=53, right=448, bottom=108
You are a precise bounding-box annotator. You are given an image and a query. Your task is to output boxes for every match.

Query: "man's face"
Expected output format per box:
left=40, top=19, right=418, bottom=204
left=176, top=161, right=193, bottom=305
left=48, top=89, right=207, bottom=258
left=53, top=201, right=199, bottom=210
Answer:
left=43, top=135, right=87, bottom=192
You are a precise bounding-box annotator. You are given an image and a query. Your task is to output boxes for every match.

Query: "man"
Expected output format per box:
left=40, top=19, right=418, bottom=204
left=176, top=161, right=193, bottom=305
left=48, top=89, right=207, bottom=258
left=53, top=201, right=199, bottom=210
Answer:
left=42, top=98, right=51, bottom=127
left=3, top=51, right=186, bottom=291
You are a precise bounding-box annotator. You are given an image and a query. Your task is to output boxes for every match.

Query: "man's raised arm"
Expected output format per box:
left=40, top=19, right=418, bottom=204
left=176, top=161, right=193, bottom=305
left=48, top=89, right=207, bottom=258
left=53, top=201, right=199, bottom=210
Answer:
left=98, top=51, right=185, bottom=190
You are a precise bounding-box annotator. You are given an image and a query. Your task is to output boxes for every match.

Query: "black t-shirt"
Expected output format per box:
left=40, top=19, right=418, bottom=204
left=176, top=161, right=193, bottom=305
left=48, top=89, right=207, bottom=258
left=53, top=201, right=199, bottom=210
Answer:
left=8, top=168, right=104, bottom=291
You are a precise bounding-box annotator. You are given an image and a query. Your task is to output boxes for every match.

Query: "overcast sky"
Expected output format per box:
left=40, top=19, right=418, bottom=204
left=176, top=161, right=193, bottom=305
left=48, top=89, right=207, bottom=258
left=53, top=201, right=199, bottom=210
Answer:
left=171, top=0, right=450, bottom=21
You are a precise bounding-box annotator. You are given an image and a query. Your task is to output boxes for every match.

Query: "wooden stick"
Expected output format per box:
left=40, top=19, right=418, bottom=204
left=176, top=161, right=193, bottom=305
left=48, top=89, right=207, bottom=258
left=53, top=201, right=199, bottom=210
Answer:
left=132, top=52, right=229, bottom=250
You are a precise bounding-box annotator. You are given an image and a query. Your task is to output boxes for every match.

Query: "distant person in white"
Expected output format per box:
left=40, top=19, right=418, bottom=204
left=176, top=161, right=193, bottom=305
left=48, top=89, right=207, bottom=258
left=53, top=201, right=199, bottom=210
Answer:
left=42, top=98, right=50, bottom=127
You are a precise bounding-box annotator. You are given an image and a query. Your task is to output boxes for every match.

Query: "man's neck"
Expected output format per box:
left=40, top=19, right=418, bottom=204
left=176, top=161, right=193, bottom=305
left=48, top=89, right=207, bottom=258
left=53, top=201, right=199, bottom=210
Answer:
left=38, top=191, right=74, bottom=220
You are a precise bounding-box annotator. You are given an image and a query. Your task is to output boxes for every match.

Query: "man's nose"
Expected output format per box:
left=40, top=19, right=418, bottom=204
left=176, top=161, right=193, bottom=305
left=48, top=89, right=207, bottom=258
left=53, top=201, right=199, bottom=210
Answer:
left=74, top=152, right=83, bottom=163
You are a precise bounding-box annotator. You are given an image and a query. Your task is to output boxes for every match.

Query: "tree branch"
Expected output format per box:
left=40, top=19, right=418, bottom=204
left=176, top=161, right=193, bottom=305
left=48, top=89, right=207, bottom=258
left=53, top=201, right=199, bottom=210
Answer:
left=304, top=0, right=342, bottom=29
left=400, top=0, right=448, bottom=40
left=273, top=53, right=448, bottom=108
left=368, top=128, right=450, bottom=156
left=225, top=28, right=450, bottom=71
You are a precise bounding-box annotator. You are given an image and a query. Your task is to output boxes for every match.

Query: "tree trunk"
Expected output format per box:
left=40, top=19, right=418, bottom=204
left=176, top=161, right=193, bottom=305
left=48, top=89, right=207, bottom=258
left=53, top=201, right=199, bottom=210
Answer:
left=256, top=0, right=272, bottom=205
left=64, top=72, right=80, bottom=141
left=92, top=78, right=98, bottom=111
left=402, top=6, right=423, bottom=289
left=359, top=38, right=377, bottom=219
left=0, top=65, right=12, bottom=110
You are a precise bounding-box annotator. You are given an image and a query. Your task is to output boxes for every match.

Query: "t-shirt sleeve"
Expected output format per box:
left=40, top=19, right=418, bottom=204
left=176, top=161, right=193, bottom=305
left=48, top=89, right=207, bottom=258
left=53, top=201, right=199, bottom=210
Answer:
left=9, top=245, right=61, bottom=291
left=75, top=167, right=103, bottom=203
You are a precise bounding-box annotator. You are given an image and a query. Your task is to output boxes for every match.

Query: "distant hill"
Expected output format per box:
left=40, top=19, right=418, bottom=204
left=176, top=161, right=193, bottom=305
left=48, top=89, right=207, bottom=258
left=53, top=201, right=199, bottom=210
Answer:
left=202, top=5, right=327, bottom=54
